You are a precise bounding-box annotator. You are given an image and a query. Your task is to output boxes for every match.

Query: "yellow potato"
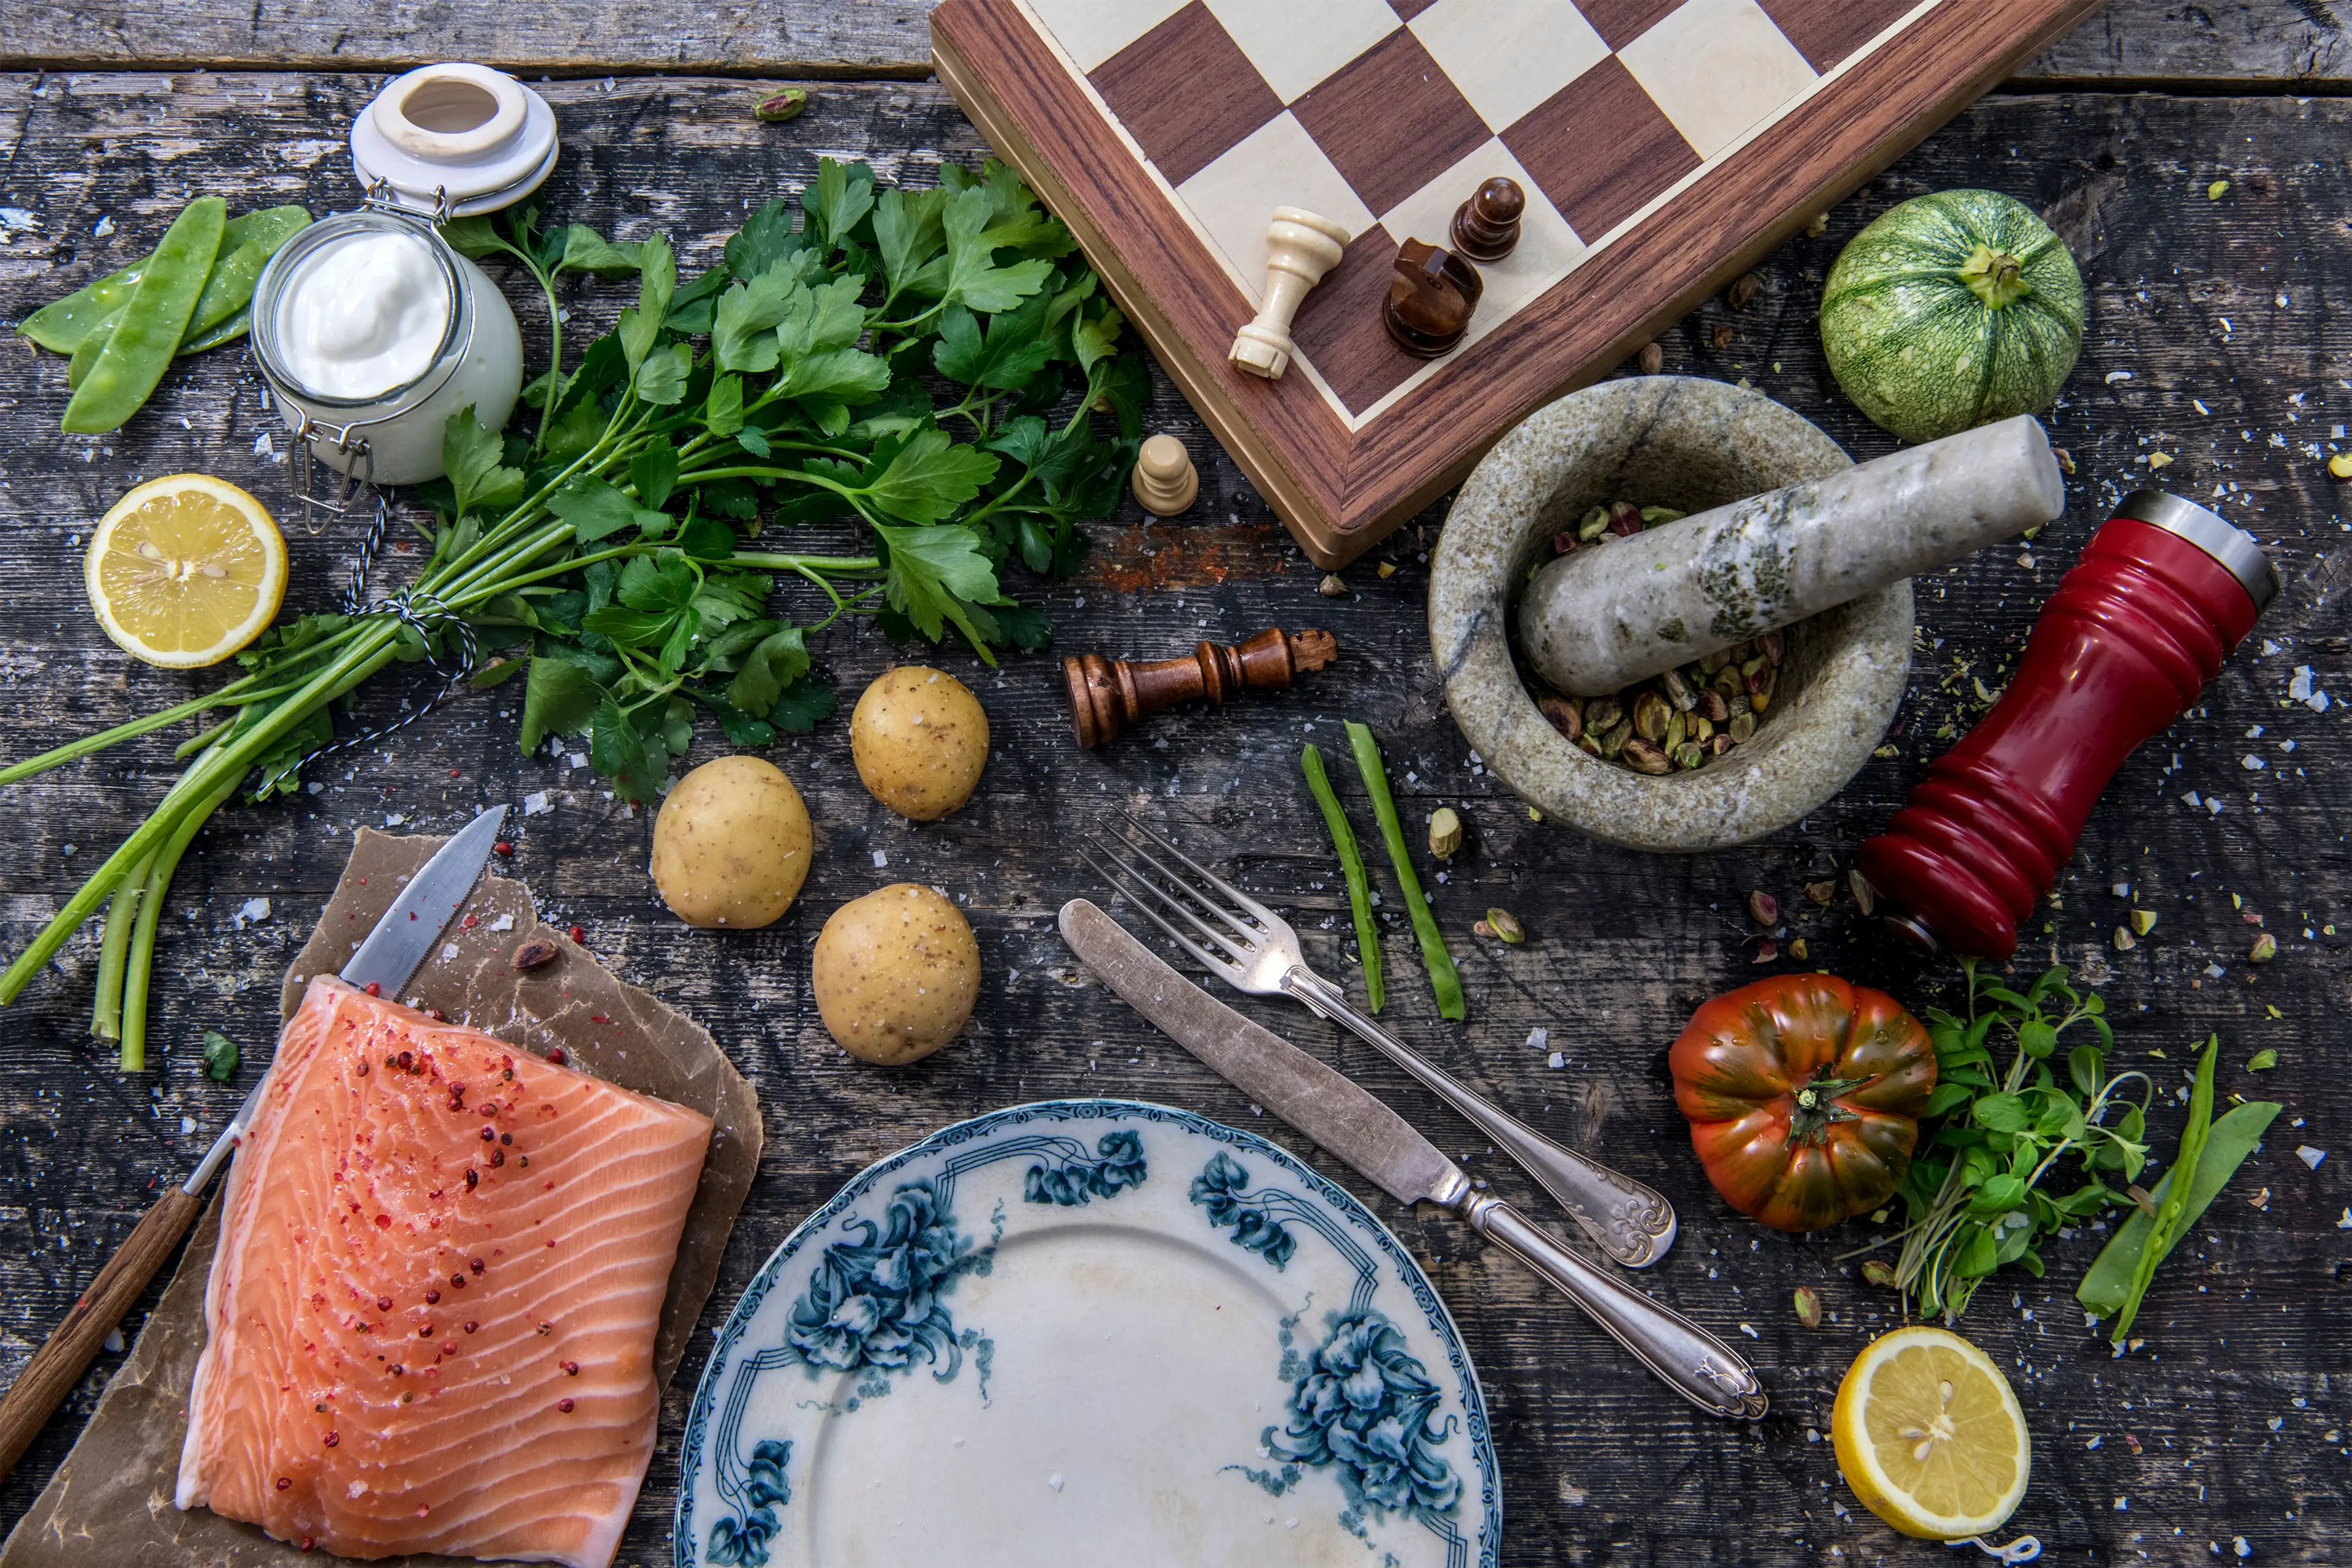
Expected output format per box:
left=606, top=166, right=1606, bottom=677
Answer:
left=650, top=755, right=812, bottom=928
left=850, top=666, right=988, bottom=820
left=810, top=883, right=980, bottom=1065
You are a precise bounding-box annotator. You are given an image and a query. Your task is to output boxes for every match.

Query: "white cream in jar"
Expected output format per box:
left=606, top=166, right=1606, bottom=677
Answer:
left=251, top=208, right=522, bottom=486
left=276, top=227, right=450, bottom=399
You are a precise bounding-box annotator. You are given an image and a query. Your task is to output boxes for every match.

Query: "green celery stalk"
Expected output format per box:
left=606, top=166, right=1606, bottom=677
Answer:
left=1343, top=722, right=1464, bottom=1021
left=1300, top=744, right=1382, bottom=1013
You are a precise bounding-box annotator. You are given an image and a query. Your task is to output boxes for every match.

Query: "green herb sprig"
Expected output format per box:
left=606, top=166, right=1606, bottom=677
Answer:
left=1343, top=722, right=1464, bottom=1021
left=1877, top=962, right=2151, bottom=1319
left=1300, top=744, right=1383, bottom=1012
left=1, top=156, right=1145, bottom=1071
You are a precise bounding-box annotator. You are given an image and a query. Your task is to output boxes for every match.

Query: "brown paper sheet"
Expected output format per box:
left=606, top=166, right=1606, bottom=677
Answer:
left=1, top=829, right=763, bottom=1567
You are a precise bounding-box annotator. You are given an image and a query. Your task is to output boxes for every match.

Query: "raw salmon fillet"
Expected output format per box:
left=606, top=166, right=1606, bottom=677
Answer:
left=176, top=975, right=714, bottom=1566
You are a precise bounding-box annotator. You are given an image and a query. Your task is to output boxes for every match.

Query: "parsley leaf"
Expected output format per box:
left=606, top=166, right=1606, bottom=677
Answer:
left=519, top=655, right=605, bottom=752
left=878, top=522, right=1001, bottom=656
left=445, top=404, right=526, bottom=519
left=861, top=429, right=1001, bottom=524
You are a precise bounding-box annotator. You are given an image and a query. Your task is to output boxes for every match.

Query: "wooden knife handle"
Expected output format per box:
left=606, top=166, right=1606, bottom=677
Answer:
left=0, top=1185, right=201, bottom=1482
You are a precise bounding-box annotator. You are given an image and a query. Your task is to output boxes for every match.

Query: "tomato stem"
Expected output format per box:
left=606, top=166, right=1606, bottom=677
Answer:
left=1788, top=1068, right=1873, bottom=1145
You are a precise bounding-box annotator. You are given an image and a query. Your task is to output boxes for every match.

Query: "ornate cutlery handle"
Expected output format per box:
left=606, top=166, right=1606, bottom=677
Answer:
left=1287, top=969, right=1677, bottom=1267
left=1455, top=1191, right=1768, bottom=1420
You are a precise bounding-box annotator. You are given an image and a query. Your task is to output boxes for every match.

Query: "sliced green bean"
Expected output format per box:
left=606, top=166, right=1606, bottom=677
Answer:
left=2108, top=1036, right=2220, bottom=1340
left=62, top=197, right=226, bottom=435
left=1344, top=721, right=1464, bottom=1021
left=2078, top=1096, right=2280, bottom=1319
left=1301, top=743, right=1383, bottom=1013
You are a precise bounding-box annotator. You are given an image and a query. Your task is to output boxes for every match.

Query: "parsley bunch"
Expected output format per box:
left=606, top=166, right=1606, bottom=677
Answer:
left=0, top=157, right=1144, bottom=1068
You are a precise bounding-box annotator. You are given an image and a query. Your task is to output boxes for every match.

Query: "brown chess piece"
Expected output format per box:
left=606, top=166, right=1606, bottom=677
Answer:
left=1063, top=628, right=1338, bottom=748
left=1383, top=239, right=1483, bottom=359
left=1450, top=176, right=1525, bottom=262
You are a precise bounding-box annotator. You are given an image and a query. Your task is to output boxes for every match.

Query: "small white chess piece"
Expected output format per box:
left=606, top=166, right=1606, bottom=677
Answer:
left=1229, top=208, right=1352, bottom=381
left=1130, top=433, right=1198, bottom=516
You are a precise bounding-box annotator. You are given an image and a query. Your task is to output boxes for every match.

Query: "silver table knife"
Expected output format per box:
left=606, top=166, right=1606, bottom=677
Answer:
left=0, top=806, right=508, bottom=1483
left=1060, top=897, right=1767, bottom=1420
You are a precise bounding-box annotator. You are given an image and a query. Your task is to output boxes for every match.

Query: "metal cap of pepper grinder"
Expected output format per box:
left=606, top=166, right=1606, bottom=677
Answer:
left=2113, top=489, right=2281, bottom=609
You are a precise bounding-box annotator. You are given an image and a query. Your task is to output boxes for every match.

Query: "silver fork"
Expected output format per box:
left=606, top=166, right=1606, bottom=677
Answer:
left=1086, top=818, right=1678, bottom=1268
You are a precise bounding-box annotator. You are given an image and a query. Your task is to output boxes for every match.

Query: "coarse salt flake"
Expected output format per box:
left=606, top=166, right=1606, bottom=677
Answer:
left=234, top=897, right=272, bottom=929
left=522, top=792, right=552, bottom=816
left=1526, top=1026, right=1548, bottom=1051
left=2297, top=1145, right=2326, bottom=1169
left=872, top=850, right=889, bottom=869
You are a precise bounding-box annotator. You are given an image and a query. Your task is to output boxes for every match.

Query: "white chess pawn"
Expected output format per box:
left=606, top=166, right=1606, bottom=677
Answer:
left=1229, top=208, right=1353, bottom=381
left=1131, top=434, right=1198, bottom=516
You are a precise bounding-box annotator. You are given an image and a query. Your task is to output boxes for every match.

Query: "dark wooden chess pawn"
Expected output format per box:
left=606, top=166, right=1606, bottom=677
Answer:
left=1450, top=176, right=1525, bottom=262
left=1383, top=239, right=1483, bottom=359
left=1063, top=627, right=1338, bottom=748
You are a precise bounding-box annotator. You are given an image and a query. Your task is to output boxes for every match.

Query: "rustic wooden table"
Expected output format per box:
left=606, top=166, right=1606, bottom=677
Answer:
left=1, top=6, right=2346, bottom=1564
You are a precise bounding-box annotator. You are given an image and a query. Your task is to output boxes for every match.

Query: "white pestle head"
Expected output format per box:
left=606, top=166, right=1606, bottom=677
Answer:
left=1518, top=415, right=2065, bottom=696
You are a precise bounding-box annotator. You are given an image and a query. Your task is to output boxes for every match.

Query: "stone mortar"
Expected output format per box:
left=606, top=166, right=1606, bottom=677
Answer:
left=1430, top=377, right=1912, bottom=853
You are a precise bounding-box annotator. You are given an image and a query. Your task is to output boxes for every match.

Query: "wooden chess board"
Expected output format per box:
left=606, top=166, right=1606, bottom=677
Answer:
left=933, top=0, right=2106, bottom=566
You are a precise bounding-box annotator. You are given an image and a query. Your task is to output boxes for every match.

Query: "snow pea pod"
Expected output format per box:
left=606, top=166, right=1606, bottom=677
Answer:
left=183, top=206, right=311, bottom=344
left=19, top=203, right=309, bottom=356
left=61, top=198, right=226, bottom=435
left=2078, top=1094, right=2280, bottom=1319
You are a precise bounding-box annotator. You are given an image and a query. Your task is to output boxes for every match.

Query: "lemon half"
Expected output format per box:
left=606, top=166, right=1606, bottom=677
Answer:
left=1831, top=1325, right=2030, bottom=1540
left=86, top=474, right=287, bottom=668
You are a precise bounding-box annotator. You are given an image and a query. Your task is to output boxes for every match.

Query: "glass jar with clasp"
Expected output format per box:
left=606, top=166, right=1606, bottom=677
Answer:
left=249, top=63, right=557, bottom=519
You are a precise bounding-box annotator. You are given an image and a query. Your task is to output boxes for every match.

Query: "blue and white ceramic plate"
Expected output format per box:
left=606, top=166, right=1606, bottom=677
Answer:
left=677, top=1099, right=1501, bottom=1568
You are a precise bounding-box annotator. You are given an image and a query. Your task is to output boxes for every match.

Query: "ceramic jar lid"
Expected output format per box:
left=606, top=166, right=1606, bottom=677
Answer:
left=350, top=63, right=559, bottom=217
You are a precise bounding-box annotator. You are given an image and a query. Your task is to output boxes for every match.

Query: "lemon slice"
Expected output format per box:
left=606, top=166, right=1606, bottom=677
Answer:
left=85, top=474, right=287, bottom=668
left=1832, top=1325, right=2030, bottom=1540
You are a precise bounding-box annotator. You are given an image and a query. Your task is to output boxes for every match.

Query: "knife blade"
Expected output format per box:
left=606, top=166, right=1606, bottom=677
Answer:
left=341, top=804, right=508, bottom=993
left=1060, top=898, right=1768, bottom=1420
left=0, top=807, right=511, bottom=1483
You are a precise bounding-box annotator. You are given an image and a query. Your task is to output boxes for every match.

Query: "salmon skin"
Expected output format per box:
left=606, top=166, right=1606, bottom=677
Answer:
left=176, top=975, right=713, bottom=1566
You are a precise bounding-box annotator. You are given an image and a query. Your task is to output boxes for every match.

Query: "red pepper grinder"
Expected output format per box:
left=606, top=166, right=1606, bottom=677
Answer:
left=1859, top=489, right=2278, bottom=959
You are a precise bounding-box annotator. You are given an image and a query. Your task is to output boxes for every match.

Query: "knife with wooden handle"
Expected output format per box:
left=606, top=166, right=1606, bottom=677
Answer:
left=0, top=805, right=508, bottom=1483
left=1059, top=897, right=1767, bottom=1420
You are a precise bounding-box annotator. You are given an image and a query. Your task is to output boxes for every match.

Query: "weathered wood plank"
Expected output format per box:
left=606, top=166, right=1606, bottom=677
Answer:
left=0, top=0, right=2345, bottom=87
left=1, top=73, right=2348, bottom=1566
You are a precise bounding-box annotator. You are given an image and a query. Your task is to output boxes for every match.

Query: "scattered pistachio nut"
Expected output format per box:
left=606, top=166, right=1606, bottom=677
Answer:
left=1376, top=561, right=1397, bottom=579
left=1748, top=890, right=1779, bottom=926
left=1538, top=693, right=1583, bottom=741
left=1727, top=273, right=1760, bottom=311
left=1319, top=573, right=1349, bottom=597
left=2249, top=931, right=2278, bottom=963
left=2331, top=452, right=2352, bottom=481
left=1793, top=1284, right=1822, bottom=1329
left=1788, top=936, right=1809, bottom=960
left=1752, top=937, right=1778, bottom=963
left=753, top=88, right=809, bottom=124
left=1428, top=806, right=1464, bottom=859
left=2113, top=926, right=2138, bottom=952
left=2129, top=908, right=2157, bottom=935
left=1804, top=212, right=1830, bottom=238
left=1847, top=869, right=1877, bottom=916
left=1638, top=341, right=1664, bottom=375
left=1621, top=737, right=1672, bottom=774
left=2052, top=447, right=2076, bottom=475
left=1860, top=1258, right=1898, bottom=1288
left=1480, top=908, right=1526, bottom=943
left=1710, top=322, right=1735, bottom=350
left=511, top=938, right=560, bottom=970
left=1804, top=878, right=1836, bottom=907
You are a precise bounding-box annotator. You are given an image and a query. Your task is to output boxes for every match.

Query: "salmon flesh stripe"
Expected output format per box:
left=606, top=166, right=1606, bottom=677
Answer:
left=176, top=975, right=714, bottom=1567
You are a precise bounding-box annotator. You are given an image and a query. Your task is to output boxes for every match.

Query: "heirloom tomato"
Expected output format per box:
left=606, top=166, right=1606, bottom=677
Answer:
left=1668, top=974, right=1937, bottom=1232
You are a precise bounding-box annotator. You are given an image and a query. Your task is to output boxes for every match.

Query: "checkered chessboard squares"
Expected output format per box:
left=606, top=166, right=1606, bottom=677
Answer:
left=1042, top=0, right=1886, bottom=413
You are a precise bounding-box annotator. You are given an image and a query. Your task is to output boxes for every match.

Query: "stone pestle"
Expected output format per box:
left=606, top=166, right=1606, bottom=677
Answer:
left=1517, top=414, right=2066, bottom=697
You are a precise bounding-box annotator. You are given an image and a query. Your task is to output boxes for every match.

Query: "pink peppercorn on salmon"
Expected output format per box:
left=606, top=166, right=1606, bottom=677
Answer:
left=175, top=975, right=712, bottom=1566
